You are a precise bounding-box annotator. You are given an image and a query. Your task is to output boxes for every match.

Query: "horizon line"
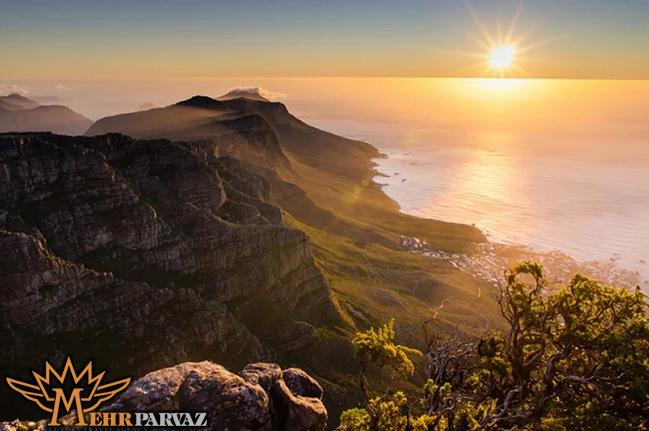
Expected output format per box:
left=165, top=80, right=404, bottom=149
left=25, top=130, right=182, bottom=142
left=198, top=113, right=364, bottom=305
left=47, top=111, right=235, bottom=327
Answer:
left=3, top=76, right=649, bottom=83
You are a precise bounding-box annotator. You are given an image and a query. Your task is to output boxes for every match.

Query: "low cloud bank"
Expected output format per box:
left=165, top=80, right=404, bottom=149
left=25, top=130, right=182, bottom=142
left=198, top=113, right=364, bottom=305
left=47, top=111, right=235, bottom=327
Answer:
left=220, top=87, right=287, bottom=101
left=0, top=84, right=30, bottom=96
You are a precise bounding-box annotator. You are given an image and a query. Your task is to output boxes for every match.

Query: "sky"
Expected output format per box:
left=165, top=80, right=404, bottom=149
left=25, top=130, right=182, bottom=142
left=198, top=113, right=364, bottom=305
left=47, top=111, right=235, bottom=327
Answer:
left=1, top=0, right=649, bottom=80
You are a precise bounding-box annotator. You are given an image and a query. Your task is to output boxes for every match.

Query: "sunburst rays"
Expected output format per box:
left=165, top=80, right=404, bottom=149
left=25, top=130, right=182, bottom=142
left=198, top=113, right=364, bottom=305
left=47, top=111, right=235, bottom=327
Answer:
left=445, top=0, right=552, bottom=78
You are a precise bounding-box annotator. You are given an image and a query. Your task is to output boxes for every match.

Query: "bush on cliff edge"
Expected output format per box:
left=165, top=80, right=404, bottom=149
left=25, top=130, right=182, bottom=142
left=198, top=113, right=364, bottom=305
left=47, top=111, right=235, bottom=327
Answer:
left=340, top=261, right=649, bottom=431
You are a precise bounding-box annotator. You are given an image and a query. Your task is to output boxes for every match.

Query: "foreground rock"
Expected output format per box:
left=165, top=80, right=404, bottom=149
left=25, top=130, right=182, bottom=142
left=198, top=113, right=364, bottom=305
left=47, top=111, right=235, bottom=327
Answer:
left=0, top=362, right=327, bottom=431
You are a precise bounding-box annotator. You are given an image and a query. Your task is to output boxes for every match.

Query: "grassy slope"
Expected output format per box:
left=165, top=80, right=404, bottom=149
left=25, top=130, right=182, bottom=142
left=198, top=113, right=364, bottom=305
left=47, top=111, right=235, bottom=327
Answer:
left=270, top=108, right=500, bottom=331
left=265, top=109, right=504, bottom=420
left=84, top=97, right=505, bottom=421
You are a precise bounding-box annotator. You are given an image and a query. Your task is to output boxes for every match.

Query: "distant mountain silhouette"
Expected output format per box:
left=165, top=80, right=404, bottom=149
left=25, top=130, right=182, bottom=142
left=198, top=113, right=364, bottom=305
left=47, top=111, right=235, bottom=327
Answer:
left=0, top=101, right=14, bottom=112
left=32, top=95, right=65, bottom=104
left=87, top=95, right=288, bottom=170
left=0, top=94, right=92, bottom=135
left=87, top=93, right=381, bottom=175
left=0, top=93, right=39, bottom=110
left=176, top=95, right=229, bottom=110
left=87, top=98, right=229, bottom=141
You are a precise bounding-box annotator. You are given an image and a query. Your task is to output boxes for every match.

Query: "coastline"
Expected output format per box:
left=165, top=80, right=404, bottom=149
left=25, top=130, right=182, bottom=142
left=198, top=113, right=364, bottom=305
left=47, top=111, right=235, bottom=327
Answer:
left=401, top=235, right=642, bottom=291
left=372, top=155, right=644, bottom=292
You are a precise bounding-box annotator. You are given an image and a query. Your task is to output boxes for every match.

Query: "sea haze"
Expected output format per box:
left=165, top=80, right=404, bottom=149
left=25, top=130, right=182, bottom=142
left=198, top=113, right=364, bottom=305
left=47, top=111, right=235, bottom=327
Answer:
left=11, top=77, right=649, bottom=285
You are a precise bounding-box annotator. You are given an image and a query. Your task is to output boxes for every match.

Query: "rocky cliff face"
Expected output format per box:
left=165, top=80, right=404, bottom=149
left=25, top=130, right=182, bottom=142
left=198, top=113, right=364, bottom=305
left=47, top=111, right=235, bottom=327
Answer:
left=0, top=361, right=328, bottom=431
left=0, top=132, right=341, bottom=419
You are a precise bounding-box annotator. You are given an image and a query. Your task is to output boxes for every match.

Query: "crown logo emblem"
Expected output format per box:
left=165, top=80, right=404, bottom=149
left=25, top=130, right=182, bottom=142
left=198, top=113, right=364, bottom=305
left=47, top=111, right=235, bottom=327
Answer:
left=6, top=358, right=131, bottom=426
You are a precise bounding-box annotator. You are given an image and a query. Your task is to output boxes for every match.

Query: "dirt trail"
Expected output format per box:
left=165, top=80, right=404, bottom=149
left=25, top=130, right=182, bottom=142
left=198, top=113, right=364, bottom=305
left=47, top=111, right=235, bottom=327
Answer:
left=430, top=287, right=490, bottom=329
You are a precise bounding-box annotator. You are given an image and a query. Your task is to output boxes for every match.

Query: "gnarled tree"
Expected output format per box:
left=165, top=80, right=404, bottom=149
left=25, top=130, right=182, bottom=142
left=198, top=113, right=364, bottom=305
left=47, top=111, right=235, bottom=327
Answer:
left=477, top=261, right=649, bottom=430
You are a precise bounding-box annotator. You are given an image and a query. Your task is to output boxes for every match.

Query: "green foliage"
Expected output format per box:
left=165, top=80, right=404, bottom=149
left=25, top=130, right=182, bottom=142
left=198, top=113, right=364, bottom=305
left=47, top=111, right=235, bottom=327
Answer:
left=424, top=380, right=451, bottom=399
left=340, top=261, right=649, bottom=431
left=352, top=318, right=422, bottom=378
left=477, top=262, right=649, bottom=430
left=340, top=392, right=435, bottom=431
left=340, top=408, right=371, bottom=431
left=343, top=319, right=425, bottom=430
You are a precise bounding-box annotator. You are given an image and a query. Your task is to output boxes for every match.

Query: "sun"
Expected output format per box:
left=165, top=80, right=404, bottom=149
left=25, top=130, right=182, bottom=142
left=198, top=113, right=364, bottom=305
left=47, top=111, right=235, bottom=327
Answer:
left=489, top=46, right=516, bottom=70
left=440, top=2, right=551, bottom=78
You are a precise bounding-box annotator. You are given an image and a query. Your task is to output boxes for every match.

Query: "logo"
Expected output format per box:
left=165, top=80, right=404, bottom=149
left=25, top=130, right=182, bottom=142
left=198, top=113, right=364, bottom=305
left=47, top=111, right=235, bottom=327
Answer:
left=6, top=358, right=130, bottom=426
left=6, top=358, right=209, bottom=428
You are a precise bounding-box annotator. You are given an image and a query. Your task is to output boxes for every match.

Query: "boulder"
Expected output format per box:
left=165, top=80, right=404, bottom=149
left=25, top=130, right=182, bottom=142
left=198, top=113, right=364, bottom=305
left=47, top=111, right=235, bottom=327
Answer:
left=115, top=361, right=326, bottom=431
left=282, top=368, right=323, bottom=400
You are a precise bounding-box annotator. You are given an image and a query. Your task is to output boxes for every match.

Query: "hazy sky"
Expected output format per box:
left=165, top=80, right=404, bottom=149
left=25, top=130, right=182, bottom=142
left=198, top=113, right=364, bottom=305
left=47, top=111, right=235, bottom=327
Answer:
left=1, top=0, right=649, bottom=80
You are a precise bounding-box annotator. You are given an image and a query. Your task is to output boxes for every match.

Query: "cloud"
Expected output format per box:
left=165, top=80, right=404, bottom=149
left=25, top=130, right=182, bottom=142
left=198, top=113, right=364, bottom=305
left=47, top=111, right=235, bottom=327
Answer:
left=138, top=102, right=158, bottom=111
left=222, top=87, right=287, bottom=101
left=0, top=84, right=30, bottom=96
left=54, top=84, right=70, bottom=91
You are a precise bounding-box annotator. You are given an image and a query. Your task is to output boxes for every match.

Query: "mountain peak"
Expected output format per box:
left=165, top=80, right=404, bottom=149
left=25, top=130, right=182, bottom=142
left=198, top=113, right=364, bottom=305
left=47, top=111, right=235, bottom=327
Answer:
left=175, top=95, right=227, bottom=110
left=0, top=93, right=40, bottom=110
left=5, top=92, right=29, bottom=99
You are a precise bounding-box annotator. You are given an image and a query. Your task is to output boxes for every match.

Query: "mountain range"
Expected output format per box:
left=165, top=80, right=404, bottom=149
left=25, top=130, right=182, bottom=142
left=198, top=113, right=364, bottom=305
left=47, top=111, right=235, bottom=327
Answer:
left=0, top=93, right=92, bottom=135
left=0, top=90, right=496, bottom=423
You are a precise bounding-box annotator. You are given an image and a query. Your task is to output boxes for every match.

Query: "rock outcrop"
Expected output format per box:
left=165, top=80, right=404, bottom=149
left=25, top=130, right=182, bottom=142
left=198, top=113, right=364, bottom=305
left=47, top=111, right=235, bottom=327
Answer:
left=0, top=132, right=341, bottom=419
left=0, top=362, right=328, bottom=431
